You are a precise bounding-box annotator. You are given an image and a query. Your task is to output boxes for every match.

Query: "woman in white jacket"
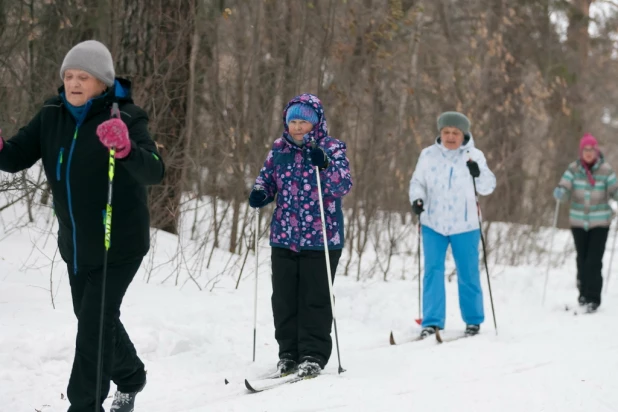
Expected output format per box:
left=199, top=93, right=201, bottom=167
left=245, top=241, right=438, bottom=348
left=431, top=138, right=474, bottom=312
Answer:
left=409, top=111, right=496, bottom=338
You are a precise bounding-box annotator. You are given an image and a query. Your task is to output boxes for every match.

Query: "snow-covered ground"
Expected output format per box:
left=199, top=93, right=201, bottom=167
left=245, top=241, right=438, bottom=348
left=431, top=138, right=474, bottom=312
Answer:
left=2, top=200, right=618, bottom=411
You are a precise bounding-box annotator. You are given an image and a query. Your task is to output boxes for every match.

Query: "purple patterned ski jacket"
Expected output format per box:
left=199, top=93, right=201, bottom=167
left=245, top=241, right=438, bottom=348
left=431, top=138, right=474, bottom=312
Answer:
left=253, top=94, right=353, bottom=252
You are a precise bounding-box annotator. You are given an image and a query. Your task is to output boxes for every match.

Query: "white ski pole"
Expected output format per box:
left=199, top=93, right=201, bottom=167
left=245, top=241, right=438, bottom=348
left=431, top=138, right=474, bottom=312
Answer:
left=542, top=199, right=560, bottom=305
left=313, top=152, right=345, bottom=374
left=253, top=208, right=259, bottom=362
left=604, top=215, right=618, bottom=294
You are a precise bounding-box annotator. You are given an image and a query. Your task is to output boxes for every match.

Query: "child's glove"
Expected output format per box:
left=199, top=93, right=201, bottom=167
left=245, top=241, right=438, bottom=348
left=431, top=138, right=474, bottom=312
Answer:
left=310, top=147, right=328, bottom=170
left=249, top=187, right=269, bottom=208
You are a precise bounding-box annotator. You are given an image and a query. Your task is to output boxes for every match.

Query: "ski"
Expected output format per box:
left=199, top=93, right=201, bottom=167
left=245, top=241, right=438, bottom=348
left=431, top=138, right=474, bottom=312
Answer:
left=389, top=330, right=435, bottom=345
left=225, top=366, right=301, bottom=386
left=259, top=369, right=292, bottom=380
left=389, top=331, right=421, bottom=345
left=225, top=369, right=289, bottom=385
left=245, top=372, right=319, bottom=393
left=436, top=333, right=470, bottom=343
left=390, top=329, right=473, bottom=345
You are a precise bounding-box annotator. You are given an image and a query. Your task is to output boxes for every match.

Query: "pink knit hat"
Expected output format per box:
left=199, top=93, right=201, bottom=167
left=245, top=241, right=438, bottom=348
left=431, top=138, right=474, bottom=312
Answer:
left=579, top=133, right=598, bottom=155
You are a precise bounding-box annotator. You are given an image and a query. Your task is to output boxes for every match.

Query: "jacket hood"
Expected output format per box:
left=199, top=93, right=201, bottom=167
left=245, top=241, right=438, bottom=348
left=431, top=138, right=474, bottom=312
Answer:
left=435, top=133, right=476, bottom=153
left=282, top=93, right=328, bottom=146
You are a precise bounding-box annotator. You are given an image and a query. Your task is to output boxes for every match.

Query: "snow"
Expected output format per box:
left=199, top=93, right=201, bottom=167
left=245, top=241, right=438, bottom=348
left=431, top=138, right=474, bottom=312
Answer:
left=2, top=198, right=618, bottom=411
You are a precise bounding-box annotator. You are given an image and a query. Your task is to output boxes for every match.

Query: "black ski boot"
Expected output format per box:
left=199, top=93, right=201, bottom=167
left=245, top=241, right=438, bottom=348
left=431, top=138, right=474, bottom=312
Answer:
left=110, top=378, right=146, bottom=412
left=586, top=302, right=599, bottom=313
left=276, top=358, right=298, bottom=377
left=578, top=296, right=587, bottom=306
left=420, top=326, right=438, bottom=339
left=465, top=324, right=480, bottom=336
left=298, top=357, right=322, bottom=378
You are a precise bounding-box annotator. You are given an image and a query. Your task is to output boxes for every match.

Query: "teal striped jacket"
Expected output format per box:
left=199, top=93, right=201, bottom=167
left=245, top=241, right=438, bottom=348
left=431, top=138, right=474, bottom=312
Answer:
left=558, top=157, right=618, bottom=230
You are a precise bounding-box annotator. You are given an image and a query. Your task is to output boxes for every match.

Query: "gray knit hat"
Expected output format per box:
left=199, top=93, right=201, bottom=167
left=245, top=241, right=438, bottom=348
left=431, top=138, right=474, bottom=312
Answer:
left=59, top=40, right=115, bottom=87
left=437, top=111, right=471, bottom=135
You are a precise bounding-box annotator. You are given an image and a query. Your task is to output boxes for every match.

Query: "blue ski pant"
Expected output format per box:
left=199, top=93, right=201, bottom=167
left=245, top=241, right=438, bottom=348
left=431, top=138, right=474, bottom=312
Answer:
left=421, top=225, right=484, bottom=329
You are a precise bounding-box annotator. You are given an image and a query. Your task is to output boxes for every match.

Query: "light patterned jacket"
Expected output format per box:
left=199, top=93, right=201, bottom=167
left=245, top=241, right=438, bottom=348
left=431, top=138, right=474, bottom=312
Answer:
left=409, top=135, right=496, bottom=236
left=558, top=156, right=618, bottom=230
left=253, top=94, right=352, bottom=252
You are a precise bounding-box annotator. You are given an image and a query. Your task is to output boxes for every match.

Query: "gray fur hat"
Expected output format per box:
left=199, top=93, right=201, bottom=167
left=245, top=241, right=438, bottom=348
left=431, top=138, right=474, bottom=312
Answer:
left=437, top=111, right=471, bottom=135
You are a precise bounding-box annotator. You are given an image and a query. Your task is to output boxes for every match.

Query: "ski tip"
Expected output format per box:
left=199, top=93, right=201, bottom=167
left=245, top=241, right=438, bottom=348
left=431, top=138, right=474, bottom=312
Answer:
left=435, top=329, right=443, bottom=343
left=244, top=379, right=257, bottom=392
left=224, top=378, right=229, bottom=385
left=389, top=331, right=396, bottom=345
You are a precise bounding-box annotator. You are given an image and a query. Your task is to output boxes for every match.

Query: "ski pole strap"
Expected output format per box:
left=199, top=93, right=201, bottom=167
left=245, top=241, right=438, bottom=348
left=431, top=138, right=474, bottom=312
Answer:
left=111, top=102, right=121, bottom=119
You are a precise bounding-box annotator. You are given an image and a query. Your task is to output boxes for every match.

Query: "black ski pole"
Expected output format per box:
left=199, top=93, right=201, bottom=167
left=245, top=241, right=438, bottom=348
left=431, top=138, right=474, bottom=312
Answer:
left=471, top=176, right=498, bottom=335
left=95, top=102, right=120, bottom=412
left=416, top=219, right=422, bottom=325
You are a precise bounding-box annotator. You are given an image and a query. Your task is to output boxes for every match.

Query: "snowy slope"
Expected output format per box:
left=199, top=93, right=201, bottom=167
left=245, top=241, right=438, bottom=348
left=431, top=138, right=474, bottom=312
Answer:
left=2, top=201, right=618, bottom=412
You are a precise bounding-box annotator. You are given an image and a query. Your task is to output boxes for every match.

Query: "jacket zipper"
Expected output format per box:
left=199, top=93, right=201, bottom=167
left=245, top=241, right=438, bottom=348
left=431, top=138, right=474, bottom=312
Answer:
left=297, top=145, right=310, bottom=249
left=65, top=98, right=95, bottom=274
left=66, top=129, right=79, bottom=274
left=56, top=148, right=64, bottom=181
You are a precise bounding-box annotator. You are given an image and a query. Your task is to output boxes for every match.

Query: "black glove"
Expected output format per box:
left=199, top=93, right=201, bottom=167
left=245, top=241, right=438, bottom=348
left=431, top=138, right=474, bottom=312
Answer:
left=249, top=187, right=268, bottom=208
left=310, top=147, right=329, bottom=169
left=411, top=199, right=424, bottom=215
left=466, top=160, right=480, bottom=178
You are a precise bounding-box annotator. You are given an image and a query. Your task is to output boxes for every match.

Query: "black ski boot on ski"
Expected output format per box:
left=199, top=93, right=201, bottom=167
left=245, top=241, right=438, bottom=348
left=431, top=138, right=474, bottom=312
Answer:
left=586, top=302, right=599, bottom=313
left=420, top=326, right=438, bottom=339
left=297, top=357, right=322, bottom=378
left=110, top=378, right=146, bottom=412
left=465, top=324, right=480, bottom=336
left=276, top=357, right=298, bottom=377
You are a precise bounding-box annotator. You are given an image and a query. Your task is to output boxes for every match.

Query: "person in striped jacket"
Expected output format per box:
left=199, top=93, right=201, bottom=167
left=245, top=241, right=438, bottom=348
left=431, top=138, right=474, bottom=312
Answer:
left=553, top=133, right=618, bottom=313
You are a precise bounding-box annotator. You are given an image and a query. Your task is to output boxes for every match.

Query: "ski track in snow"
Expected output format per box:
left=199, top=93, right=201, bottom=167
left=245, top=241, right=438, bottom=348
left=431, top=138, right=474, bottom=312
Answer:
left=2, top=210, right=618, bottom=411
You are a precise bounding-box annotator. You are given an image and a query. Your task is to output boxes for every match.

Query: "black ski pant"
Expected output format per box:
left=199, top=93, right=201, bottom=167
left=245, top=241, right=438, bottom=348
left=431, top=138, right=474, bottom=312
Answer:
left=66, top=258, right=146, bottom=412
left=572, top=227, right=609, bottom=305
left=271, top=247, right=341, bottom=369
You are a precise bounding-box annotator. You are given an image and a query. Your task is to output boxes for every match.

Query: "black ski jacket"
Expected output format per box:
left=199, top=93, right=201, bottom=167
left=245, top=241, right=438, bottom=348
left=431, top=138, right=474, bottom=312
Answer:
left=0, top=78, right=164, bottom=273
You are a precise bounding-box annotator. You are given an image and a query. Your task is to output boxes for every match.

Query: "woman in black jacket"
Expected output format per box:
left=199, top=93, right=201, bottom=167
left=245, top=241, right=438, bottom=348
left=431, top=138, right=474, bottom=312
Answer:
left=0, top=40, right=164, bottom=412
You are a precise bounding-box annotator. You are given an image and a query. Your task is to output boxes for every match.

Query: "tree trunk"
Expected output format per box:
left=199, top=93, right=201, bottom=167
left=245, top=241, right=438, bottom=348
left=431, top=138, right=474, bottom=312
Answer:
left=117, top=0, right=195, bottom=235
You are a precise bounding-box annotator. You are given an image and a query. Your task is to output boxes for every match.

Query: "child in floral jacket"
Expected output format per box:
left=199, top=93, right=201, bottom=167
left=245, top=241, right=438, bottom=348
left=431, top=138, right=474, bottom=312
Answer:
left=249, top=93, right=352, bottom=377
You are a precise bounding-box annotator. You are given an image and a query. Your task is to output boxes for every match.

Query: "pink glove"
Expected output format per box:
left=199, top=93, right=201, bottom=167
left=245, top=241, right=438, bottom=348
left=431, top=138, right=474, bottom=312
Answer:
left=96, top=119, right=131, bottom=159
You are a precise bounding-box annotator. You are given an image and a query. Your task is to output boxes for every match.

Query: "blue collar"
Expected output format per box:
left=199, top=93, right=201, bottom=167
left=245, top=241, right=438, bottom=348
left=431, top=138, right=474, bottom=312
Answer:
left=61, top=92, right=107, bottom=126
left=60, top=80, right=129, bottom=126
